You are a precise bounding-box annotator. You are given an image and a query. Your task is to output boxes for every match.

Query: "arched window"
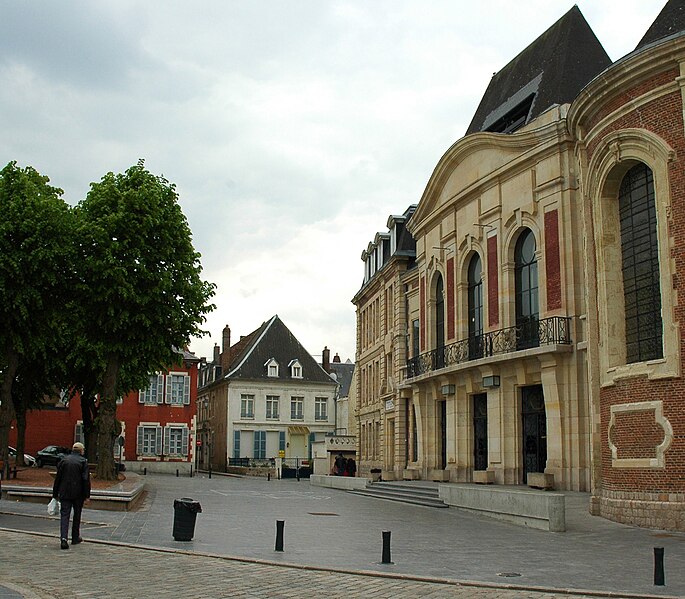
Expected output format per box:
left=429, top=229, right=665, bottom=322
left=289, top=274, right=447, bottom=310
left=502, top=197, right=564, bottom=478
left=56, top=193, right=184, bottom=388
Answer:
left=468, top=254, right=484, bottom=359
left=435, top=274, right=445, bottom=367
left=515, top=229, right=539, bottom=349
left=619, top=163, right=662, bottom=362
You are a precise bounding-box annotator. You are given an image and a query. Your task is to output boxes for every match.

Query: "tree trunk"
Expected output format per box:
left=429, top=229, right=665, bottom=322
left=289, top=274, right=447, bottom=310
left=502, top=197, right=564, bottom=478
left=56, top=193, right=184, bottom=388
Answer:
left=14, top=399, right=27, bottom=467
left=0, top=347, right=19, bottom=478
left=95, top=356, right=119, bottom=480
left=80, top=388, right=98, bottom=463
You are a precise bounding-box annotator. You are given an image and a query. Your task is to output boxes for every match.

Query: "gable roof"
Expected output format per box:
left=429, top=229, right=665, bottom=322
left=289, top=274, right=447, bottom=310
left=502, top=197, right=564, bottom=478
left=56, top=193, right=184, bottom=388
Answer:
left=225, top=315, right=335, bottom=385
left=635, top=0, right=685, bottom=50
left=466, top=6, right=611, bottom=135
left=329, top=361, right=355, bottom=397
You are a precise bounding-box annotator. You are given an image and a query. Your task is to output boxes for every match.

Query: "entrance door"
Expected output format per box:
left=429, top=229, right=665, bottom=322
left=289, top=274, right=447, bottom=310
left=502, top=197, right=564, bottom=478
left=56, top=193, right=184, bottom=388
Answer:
left=439, top=400, right=447, bottom=470
left=473, top=393, right=488, bottom=471
left=521, top=385, right=546, bottom=479
left=387, top=419, right=395, bottom=469
left=290, top=434, right=306, bottom=458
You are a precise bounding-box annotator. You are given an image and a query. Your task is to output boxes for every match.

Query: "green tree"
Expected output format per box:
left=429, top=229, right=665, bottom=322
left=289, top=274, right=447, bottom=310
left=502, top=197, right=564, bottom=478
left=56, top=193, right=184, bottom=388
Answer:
left=0, top=162, right=73, bottom=475
left=75, top=161, right=215, bottom=479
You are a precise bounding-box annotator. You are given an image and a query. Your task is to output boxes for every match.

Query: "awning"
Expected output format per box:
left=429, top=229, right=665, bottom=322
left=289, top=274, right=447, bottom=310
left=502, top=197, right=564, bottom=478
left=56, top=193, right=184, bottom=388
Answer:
left=288, top=426, right=310, bottom=435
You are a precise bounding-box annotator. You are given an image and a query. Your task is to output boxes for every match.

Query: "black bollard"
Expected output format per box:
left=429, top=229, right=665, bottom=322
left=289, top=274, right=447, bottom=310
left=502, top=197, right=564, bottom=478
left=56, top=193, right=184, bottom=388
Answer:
left=275, top=520, right=285, bottom=552
left=267, top=472, right=271, bottom=481
left=190, top=465, right=193, bottom=478
left=176, top=469, right=179, bottom=477
left=654, top=547, right=665, bottom=586
left=381, top=530, right=393, bottom=564
left=143, top=467, right=147, bottom=475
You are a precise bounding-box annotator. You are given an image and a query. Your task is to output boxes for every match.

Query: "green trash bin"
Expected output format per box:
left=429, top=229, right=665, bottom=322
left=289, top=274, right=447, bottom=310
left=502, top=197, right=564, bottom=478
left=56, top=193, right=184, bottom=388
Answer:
left=173, top=497, right=202, bottom=541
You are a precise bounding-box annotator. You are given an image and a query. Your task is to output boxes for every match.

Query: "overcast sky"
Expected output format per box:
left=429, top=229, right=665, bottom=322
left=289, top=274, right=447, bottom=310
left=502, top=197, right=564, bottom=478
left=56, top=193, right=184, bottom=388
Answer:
left=0, top=0, right=667, bottom=363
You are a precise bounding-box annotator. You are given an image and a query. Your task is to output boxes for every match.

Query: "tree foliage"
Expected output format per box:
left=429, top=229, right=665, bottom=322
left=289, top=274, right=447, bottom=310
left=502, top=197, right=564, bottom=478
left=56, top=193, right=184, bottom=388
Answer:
left=0, top=162, right=73, bottom=473
left=74, top=161, right=215, bottom=478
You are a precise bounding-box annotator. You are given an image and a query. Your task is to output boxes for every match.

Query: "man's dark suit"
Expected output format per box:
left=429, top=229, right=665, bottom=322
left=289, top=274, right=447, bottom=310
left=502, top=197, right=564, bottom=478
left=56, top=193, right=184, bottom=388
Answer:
left=52, top=449, right=91, bottom=544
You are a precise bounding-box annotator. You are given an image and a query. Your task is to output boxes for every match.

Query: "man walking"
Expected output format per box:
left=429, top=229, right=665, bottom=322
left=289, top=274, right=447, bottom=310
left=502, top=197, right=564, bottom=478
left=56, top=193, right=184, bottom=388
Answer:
left=52, top=442, right=90, bottom=549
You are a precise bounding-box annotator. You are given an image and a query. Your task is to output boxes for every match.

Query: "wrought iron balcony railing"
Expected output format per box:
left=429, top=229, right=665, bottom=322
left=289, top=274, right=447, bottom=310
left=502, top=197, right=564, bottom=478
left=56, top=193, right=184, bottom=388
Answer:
left=406, top=316, right=572, bottom=379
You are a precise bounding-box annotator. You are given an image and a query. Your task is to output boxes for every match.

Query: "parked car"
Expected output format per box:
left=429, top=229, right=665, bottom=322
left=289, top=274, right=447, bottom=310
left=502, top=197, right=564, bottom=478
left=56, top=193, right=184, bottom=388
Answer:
left=35, top=445, right=70, bottom=468
left=7, top=446, right=36, bottom=467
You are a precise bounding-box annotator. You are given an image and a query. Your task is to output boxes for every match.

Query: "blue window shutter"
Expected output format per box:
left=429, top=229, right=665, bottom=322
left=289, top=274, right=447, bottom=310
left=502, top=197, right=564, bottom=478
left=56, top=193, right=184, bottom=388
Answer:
left=156, top=426, right=163, bottom=455
left=164, top=426, right=171, bottom=455
left=253, top=431, right=259, bottom=457
left=139, top=389, right=145, bottom=403
left=183, top=375, right=190, bottom=405
left=165, top=375, right=172, bottom=404
left=234, top=430, right=241, bottom=458
left=279, top=431, right=286, bottom=452
left=137, top=426, right=144, bottom=455
left=156, top=374, right=164, bottom=404
left=182, top=427, right=189, bottom=456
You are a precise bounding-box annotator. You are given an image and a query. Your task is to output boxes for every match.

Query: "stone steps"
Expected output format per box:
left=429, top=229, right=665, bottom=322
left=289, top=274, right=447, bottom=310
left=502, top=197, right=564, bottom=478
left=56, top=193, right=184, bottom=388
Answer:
left=348, top=482, right=448, bottom=508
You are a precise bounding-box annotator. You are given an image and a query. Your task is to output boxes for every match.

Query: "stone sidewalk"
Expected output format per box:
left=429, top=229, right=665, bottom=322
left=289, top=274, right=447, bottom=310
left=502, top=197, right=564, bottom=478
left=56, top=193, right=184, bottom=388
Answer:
left=1, top=473, right=683, bottom=598
left=0, top=531, right=674, bottom=599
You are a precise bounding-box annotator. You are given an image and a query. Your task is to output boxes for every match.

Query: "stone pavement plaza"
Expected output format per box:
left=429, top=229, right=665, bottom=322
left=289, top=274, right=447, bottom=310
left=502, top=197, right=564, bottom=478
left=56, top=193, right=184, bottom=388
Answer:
left=1, top=473, right=684, bottom=598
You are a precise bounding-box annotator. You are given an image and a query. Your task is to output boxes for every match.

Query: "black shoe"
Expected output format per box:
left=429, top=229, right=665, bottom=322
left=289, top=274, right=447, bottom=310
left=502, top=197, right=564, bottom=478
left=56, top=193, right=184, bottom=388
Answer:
left=60, top=539, right=69, bottom=550
left=72, top=537, right=83, bottom=545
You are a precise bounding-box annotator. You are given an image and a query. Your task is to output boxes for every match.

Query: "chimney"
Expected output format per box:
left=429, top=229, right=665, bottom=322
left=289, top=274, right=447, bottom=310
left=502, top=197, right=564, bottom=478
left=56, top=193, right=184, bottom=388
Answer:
left=333, top=353, right=341, bottom=363
left=221, top=325, right=232, bottom=373
left=322, top=346, right=330, bottom=372
left=222, top=325, right=231, bottom=352
left=213, top=343, right=220, bottom=363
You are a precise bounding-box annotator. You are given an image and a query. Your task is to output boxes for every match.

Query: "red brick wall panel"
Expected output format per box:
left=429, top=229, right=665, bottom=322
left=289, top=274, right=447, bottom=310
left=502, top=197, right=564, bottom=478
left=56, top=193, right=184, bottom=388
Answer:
left=487, top=235, right=499, bottom=326
left=544, top=210, right=562, bottom=311
left=446, top=257, right=455, bottom=340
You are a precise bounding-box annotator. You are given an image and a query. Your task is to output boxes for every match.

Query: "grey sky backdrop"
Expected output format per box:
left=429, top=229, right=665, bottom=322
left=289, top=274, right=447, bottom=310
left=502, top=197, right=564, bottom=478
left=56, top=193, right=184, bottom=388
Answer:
left=0, top=1, right=667, bottom=364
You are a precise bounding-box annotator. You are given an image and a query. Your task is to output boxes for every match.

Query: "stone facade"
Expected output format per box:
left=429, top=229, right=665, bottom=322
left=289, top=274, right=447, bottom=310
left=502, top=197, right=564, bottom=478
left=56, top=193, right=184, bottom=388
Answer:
left=353, top=3, right=685, bottom=530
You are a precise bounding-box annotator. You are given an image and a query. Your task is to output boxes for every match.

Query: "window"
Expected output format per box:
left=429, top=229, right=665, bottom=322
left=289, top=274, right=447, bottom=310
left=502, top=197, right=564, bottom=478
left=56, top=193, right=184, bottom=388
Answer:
left=315, top=397, right=328, bottom=421
left=317, top=396, right=330, bottom=420
left=74, top=422, right=84, bottom=445
left=164, top=425, right=189, bottom=457
left=515, top=229, right=539, bottom=349
left=241, top=394, right=255, bottom=418
left=166, top=373, right=190, bottom=405
left=265, top=358, right=279, bottom=378
left=279, top=431, right=286, bottom=452
left=468, top=254, right=484, bottom=359
left=139, top=374, right=164, bottom=404
left=291, top=396, right=304, bottom=420
left=289, top=360, right=303, bottom=378
left=435, top=274, right=445, bottom=367
left=266, top=395, right=279, bottom=420
left=233, top=430, right=241, bottom=458
left=619, top=164, right=662, bottom=363
left=412, top=319, right=420, bottom=358
left=253, top=430, right=266, bottom=459
left=137, top=425, right=162, bottom=456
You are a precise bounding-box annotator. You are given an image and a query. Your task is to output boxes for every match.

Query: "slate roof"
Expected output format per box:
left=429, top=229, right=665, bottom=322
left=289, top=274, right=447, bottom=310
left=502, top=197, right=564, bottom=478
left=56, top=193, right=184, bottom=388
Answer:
left=224, top=315, right=336, bottom=385
left=635, top=0, right=685, bottom=50
left=329, top=361, right=355, bottom=397
left=466, top=6, right=611, bottom=135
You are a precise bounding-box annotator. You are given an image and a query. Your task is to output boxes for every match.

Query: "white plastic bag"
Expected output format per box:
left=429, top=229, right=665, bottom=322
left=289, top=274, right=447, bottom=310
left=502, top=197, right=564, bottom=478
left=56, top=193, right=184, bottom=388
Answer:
left=47, top=498, right=60, bottom=516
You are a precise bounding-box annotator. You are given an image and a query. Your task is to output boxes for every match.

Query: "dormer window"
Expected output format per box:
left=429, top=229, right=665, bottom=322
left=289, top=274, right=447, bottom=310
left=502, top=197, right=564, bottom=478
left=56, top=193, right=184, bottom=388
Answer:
left=265, top=358, right=279, bottom=378
left=289, top=359, right=303, bottom=379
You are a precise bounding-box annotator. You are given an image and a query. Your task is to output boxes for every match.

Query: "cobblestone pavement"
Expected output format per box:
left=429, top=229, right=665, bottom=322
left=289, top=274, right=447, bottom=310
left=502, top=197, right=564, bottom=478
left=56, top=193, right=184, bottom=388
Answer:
left=0, top=530, right=673, bottom=599
left=1, top=474, right=684, bottom=598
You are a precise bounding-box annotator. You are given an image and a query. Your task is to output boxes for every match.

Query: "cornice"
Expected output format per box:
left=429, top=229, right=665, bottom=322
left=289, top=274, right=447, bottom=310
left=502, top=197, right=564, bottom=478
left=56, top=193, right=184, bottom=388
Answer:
left=409, top=118, right=570, bottom=236
left=568, top=34, right=685, bottom=138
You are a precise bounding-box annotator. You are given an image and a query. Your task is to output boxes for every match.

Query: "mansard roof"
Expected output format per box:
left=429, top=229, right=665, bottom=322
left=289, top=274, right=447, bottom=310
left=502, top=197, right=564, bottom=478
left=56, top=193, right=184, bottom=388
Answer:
left=224, top=315, right=334, bottom=384
left=329, top=361, right=355, bottom=397
left=635, top=0, right=685, bottom=50
left=466, top=6, right=611, bottom=134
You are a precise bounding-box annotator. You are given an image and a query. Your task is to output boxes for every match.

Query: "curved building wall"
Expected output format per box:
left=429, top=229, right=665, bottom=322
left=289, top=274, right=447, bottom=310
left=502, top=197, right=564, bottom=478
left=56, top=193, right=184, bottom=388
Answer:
left=570, top=35, right=685, bottom=530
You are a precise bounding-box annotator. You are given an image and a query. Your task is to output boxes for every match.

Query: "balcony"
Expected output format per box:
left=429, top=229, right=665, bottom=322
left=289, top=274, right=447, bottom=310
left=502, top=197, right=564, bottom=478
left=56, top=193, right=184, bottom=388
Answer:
left=406, top=316, right=572, bottom=379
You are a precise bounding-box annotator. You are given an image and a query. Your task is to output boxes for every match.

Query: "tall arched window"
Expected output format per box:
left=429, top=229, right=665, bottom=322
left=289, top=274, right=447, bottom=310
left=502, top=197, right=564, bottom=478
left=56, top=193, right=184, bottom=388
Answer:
left=515, top=229, right=539, bottom=349
left=435, top=274, right=445, bottom=367
left=468, top=254, right=484, bottom=359
left=619, top=163, right=662, bottom=362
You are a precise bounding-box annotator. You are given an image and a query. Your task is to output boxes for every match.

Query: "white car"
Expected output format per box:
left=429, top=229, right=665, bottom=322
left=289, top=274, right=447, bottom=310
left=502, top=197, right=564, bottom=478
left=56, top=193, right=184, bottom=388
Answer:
left=8, top=446, right=37, bottom=467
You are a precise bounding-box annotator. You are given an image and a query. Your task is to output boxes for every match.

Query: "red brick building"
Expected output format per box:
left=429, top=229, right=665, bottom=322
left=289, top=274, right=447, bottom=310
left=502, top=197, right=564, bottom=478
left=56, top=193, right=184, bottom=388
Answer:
left=9, top=349, right=200, bottom=475
left=568, top=0, right=685, bottom=529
